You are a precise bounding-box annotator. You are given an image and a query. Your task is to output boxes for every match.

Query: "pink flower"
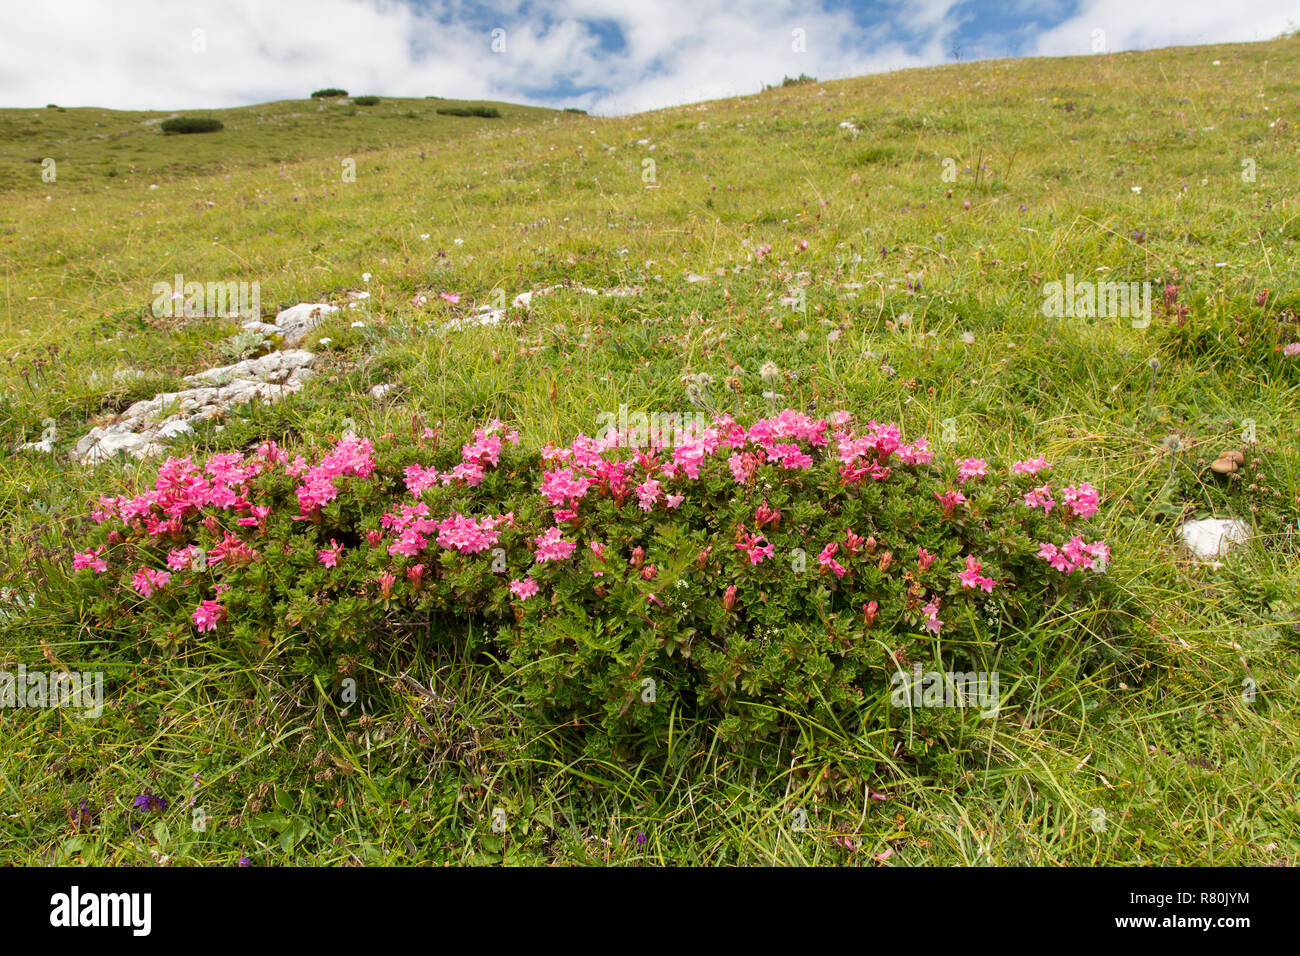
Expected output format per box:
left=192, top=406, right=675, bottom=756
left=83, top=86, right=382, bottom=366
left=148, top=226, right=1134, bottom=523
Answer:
left=1040, top=538, right=1109, bottom=574
left=636, top=479, right=662, bottom=511
left=1012, top=456, right=1050, bottom=475
left=318, top=539, right=343, bottom=568
left=897, top=439, right=934, bottom=466
left=935, top=490, right=967, bottom=516
left=922, top=600, right=943, bottom=634
left=407, top=564, right=426, bottom=586
left=378, top=573, right=395, bottom=599
left=863, top=600, right=879, bottom=627
left=956, top=458, right=988, bottom=484
left=539, top=468, right=591, bottom=507
left=440, top=292, right=461, bottom=304
left=665, top=493, right=685, bottom=509
left=957, top=554, right=997, bottom=592
left=1284, top=342, right=1300, bottom=357
left=723, top=584, right=738, bottom=610
left=167, top=545, right=204, bottom=571
left=192, top=599, right=225, bottom=633
left=818, top=542, right=848, bottom=579
left=436, top=513, right=501, bottom=555
left=916, top=547, right=936, bottom=572
left=130, top=567, right=171, bottom=597
left=1023, top=483, right=1056, bottom=514
left=736, top=532, right=775, bottom=566
left=72, top=547, right=108, bottom=573
left=1062, top=482, right=1100, bottom=518
left=533, top=527, right=576, bottom=563
left=509, top=577, right=539, bottom=600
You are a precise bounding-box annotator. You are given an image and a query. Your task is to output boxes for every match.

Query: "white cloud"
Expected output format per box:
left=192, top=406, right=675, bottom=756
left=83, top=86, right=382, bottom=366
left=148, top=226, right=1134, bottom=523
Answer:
left=0, top=0, right=1292, bottom=116
left=1030, top=0, right=1297, bottom=57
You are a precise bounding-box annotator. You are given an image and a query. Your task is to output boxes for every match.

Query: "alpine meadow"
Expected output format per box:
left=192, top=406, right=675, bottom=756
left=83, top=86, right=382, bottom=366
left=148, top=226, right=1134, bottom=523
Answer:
left=2, top=31, right=1300, bottom=871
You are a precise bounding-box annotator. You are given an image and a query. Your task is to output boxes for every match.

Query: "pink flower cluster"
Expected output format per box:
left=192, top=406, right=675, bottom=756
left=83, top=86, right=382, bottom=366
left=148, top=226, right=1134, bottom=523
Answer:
left=1038, top=536, right=1110, bottom=573
left=1061, top=483, right=1100, bottom=519
left=737, top=531, right=775, bottom=566
left=1012, top=456, right=1051, bottom=475
left=1023, top=483, right=1056, bottom=514
left=295, top=436, right=377, bottom=515
left=957, top=555, right=997, bottom=592
left=403, top=421, right=520, bottom=494
left=956, top=457, right=988, bottom=484
left=130, top=567, right=172, bottom=597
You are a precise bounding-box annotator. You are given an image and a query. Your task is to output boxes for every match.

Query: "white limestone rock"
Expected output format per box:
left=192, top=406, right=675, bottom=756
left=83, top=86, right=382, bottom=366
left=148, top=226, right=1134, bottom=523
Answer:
left=1180, top=518, right=1249, bottom=561
left=72, top=349, right=317, bottom=464
left=273, top=303, right=338, bottom=346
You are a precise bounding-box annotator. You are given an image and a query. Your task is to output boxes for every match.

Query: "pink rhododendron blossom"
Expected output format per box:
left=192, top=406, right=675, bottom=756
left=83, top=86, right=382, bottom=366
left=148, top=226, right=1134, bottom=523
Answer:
left=916, top=547, right=936, bottom=572
left=509, top=578, right=540, bottom=600
left=318, top=539, right=343, bottom=568
left=736, top=532, right=775, bottom=566
left=540, top=468, right=592, bottom=507
left=957, top=554, right=997, bottom=592
left=897, top=440, right=934, bottom=466
left=404, top=464, right=442, bottom=495
left=922, top=600, right=943, bottom=634
left=73, top=548, right=107, bottom=573
left=192, top=600, right=225, bottom=633
left=1039, top=537, right=1109, bottom=573
left=818, top=541, right=848, bottom=578
left=1012, top=456, right=1050, bottom=475
left=533, top=527, right=576, bottom=563
left=1023, top=484, right=1056, bottom=514
left=1062, top=483, right=1100, bottom=518
left=130, top=567, right=171, bottom=597
left=636, top=479, right=662, bottom=511
left=956, top=458, right=988, bottom=484
left=935, top=490, right=968, bottom=516
left=436, top=513, right=502, bottom=555
left=863, top=601, right=879, bottom=626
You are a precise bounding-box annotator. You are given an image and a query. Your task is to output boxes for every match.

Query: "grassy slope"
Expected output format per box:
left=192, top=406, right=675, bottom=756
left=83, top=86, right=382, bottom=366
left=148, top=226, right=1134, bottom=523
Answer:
left=0, top=96, right=563, bottom=192
left=1, top=38, right=1298, bottom=865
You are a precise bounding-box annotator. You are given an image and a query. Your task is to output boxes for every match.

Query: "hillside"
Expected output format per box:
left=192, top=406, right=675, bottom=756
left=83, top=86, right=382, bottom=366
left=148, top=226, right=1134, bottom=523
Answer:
left=0, top=95, right=570, bottom=192
left=1, top=36, right=1298, bottom=867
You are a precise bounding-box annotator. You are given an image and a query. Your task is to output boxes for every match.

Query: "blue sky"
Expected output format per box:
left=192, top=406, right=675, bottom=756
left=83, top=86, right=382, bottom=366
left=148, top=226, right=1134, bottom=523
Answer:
left=2, top=0, right=1295, bottom=114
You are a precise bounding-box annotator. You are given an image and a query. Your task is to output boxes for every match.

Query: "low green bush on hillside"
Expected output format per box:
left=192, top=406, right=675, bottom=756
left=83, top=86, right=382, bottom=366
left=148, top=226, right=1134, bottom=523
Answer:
left=44, top=409, right=1141, bottom=760
left=436, top=106, right=501, bottom=118
left=353, top=96, right=381, bottom=106
left=311, top=88, right=349, bottom=99
left=159, top=117, right=224, bottom=135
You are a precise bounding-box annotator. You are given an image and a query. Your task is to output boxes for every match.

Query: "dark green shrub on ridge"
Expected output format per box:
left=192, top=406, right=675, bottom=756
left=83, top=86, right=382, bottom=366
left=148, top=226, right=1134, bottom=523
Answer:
left=436, top=106, right=501, bottom=118
left=311, top=88, right=348, bottom=99
left=160, top=117, right=224, bottom=135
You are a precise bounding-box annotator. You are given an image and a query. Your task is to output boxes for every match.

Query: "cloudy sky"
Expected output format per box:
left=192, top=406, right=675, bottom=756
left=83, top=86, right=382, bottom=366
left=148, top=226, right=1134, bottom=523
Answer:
left=2, top=0, right=1296, bottom=115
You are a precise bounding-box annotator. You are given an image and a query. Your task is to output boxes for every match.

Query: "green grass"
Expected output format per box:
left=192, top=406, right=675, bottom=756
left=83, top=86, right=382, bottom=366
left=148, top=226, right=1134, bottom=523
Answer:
left=2, top=36, right=1299, bottom=866
left=0, top=96, right=565, bottom=192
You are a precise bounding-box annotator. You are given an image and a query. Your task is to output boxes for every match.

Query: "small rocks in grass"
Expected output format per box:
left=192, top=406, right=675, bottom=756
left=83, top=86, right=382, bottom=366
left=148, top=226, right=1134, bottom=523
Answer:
left=369, top=383, right=395, bottom=400
left=1180, top=518, right=1249, bottom=562
left=73, top=350, right=317, bottom=464
left=273, top=303, right=338, bottom=346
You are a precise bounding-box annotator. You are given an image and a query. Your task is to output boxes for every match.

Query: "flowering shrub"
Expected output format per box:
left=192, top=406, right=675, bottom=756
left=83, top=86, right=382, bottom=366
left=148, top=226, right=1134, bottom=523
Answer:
left=53, top=410, right=1129, bottom=752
